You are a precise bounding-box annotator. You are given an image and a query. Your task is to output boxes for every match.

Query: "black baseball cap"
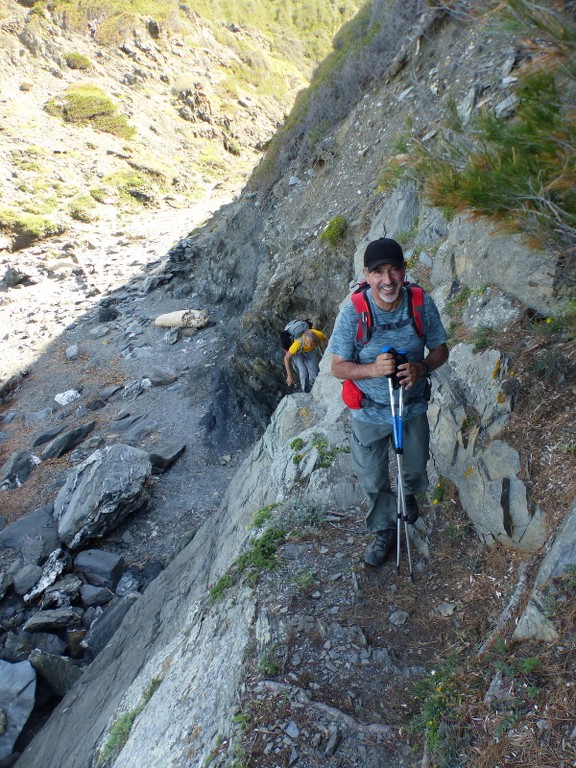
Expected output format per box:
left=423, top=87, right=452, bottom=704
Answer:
left=363, top=238, right=405, bottom=271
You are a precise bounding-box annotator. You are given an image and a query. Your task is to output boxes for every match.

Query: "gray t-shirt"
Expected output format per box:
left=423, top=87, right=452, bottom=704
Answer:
left=328, top=286, right=448, bottom=424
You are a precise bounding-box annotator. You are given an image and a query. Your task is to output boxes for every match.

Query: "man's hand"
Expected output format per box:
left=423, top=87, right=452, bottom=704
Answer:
left=396, top=360, right=422, bottom=389
left=373, top=351, right=398, bottom=378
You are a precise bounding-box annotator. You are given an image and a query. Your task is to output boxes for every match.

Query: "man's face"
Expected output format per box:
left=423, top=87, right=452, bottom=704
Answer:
left=364, top=262, right=406, bottom=309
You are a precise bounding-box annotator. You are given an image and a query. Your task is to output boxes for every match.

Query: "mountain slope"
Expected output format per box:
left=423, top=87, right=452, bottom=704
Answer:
left=0, top=0, right=359, bottom=253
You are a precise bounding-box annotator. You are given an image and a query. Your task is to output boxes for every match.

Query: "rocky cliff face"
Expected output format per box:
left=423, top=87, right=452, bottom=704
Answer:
left=4, top=3, right=576, bottom=768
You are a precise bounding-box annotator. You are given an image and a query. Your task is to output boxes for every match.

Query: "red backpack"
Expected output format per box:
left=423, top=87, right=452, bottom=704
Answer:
left=350, top=280, right=426, bottom=354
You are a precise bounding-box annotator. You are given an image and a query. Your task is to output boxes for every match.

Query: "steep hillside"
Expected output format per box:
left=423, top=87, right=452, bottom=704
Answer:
left=0, top=0, right=359, bottom=254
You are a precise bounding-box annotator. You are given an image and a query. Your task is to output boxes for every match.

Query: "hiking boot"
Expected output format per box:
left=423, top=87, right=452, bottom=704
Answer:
left=364, top=529, right=395, bottom=567
left=404, top=494, right=419, bottom=525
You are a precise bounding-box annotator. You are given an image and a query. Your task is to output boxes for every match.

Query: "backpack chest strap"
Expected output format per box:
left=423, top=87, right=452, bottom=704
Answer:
left=371, top=317, right=414, bottom=333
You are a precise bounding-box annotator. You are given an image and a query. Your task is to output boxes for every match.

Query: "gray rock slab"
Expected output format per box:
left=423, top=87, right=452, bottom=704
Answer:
left=0, top=450, right=39, bottom=488
left=12, top=564, right=43, bottom=597
left=81, top=594, right=141, bottom=657
left=41, top=421, right=96, bottom=459
left=20, top=525, right=62, bottom=565
left=29, top=650, right=85, bottom=698
left=74, top=549, right=125, bottom=590
left=2, top=630, right=67, bottom=663
left=31, top=423, right=66, bottom=448
left=0, top=505, right=55, bottom=551
left=80, top=584, right=114, bottom=608
left=0, top=660, right=36, bottom=762
left=149, top=439, right=186, bottom=473
left=23, top=607, right=84, bottom=633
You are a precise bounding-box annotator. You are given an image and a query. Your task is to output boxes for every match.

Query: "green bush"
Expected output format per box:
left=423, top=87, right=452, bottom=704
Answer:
left=45, top=84, right=136, bottom=139
left=0, top=208, right=63, bottom=246
left=236, top=528, right=286, bottom=573
left=64, top=52, right=92, bottom=70
left=319, top=215, right=348, bottom=246
left=69, top=196, right=98, bottom=222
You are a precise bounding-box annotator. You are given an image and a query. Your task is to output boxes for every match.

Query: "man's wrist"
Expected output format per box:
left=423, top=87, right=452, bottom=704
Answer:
left=421, top=361, right=430, bottom=378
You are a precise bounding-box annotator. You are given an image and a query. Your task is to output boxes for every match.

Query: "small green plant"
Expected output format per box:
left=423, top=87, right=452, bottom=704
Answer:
left=69, top=196, right=98, bottom=222
left=237, top=527, right=286, bottom=574
left=418, top=9, right=576, bottom=267
left=232, top=711, right=251, bottom=730
left=294, top=567, right=316, bottom=590
left=250, top=503, right=280, bottom=529
left=529, top=348, right=569, bottom=382
left=97, top=679, right=161, bottom=766
left=209, top=573, right=234, bottom=604
left=444, top=520, right=465, bottom=545
left=90, top=186, right=109, bottom=203
left=257, top=655, right=280, bottom=675
left=102, top=171, right=151, bottom=207
left=528, top=314, right=564, bottom=337
left=45, top=84, right=135, bottom=139
left=431, top=477, right=450, bottom=506
left=472, top=325, right=496, bottom=353
left=0, top=208, right=64, bottom=246
left=565, top=564, right=576, bottom=589
left=290, top=437, right=305, bottom=451
left=282, top=499, right=322, bottom=529
left=319, top=215, right=348, bottom=246
left=392, top=131, right=410, bottom=154
left=443, top=286, right=471, bottom=317
left=408, top=662, right=463, bottom=758
left=395, top=227, right=417, bottom=246
left=376, top=160, right=408, bottom=192
left=64, top=52, right=92, bottom=70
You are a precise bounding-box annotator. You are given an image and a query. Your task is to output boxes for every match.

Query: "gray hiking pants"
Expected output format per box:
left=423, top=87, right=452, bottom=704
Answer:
left=292, top=351, right=320, bottom=393
left=350, top=412, right=430, bottom=532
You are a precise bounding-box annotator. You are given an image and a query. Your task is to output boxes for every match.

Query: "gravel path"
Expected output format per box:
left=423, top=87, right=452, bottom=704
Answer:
left=0, top=190, right=251, bottom=568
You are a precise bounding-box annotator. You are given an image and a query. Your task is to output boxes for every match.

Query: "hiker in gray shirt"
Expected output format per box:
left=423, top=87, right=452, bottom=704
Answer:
left=329, top=237, right=449, bottom=568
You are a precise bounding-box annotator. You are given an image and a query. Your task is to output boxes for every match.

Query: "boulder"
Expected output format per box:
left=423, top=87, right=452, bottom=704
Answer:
left=54, top=445, right=152, bottom=549
left=0, top=660, right=36, bottom=762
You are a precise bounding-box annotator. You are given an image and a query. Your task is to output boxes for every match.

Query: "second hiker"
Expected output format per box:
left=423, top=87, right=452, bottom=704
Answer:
left=284, top=322, right=329, bottom=393
left=328, top=237, right=449, bottom=567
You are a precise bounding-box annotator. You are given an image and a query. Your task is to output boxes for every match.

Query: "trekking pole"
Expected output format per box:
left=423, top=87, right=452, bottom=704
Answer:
left=382, top=347, right=414, bottom=581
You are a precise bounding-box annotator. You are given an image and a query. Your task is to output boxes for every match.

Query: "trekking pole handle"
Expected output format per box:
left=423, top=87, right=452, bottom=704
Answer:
left=381, top=347, right=408, bottom=390
left=382, top=347, right=406, bottom=452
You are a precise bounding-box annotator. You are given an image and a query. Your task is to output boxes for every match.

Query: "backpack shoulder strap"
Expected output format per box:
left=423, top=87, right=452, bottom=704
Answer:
left=405, top=282, right=426, bottom=338
left=351, top=282, right=372, bottom=351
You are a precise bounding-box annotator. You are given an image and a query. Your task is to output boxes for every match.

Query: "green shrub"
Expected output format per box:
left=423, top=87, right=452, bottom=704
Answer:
left=69, top=196, right=98, bottom=222
left=90, top=186, right=109, bottom=203
left=101, top=171, right=151, bottom=207
left=472, top=326, right=496, bottom=353
left=45, top=84, right=135, bottom=139
left=319, top=215, right=348, bottom=246
left=237, top=528, right=286, bottom=573
left=97, top=679, right=161, bottom=766
left=0, top=208, right=63, bottom=246
left=64, top=52, right=92, bottom=70
left=209, top=573, right=234, bottom=604
left=250, top=504, right=281, bottom=529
